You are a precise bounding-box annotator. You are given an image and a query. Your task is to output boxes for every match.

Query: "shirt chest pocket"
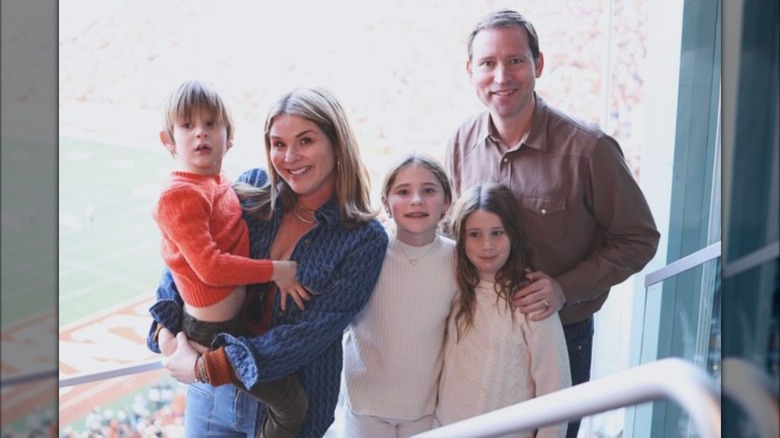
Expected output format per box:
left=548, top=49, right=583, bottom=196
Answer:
left=519, top=196, right=567, bottom=245
left=299, top=260, right=343, bottom=296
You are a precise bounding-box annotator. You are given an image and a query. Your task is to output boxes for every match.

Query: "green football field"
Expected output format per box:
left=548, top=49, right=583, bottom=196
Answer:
left=55, top=137, right=177, bottom=435
left=57, top=133, right=394, bottom=327
left=58, top=136, right=169, bottom=326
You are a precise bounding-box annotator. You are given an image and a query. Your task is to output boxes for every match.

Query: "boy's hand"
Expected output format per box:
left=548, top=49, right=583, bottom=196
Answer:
left=271, top=260, right=311, bottom=310
left=280, top=280, right=312, bottom=311
left=271, top=260, right=298, bottom=289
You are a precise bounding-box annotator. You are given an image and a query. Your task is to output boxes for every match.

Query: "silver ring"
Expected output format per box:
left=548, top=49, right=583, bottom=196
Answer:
left=543, top=299, right=550, bottom=309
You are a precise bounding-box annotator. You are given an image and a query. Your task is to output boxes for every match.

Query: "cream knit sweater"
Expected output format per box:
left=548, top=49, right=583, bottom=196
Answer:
left=343, top=234, right=458, bottom=419
left=435, top=281, right=571, bottom=438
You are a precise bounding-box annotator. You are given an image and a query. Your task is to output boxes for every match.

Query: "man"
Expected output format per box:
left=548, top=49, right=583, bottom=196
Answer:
left=444, top=9, right=660, bottom=437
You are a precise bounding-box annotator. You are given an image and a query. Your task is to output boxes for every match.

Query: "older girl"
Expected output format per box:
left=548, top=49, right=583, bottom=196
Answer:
left=343, top=153, right=458, bottom=437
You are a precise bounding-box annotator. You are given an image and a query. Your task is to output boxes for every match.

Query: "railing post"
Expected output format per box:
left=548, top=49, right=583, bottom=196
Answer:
left=59, top=360, right=163, bottom=388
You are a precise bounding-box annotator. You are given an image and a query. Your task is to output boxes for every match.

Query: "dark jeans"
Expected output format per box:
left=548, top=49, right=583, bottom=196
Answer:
left=563, top=316, right=594, bottom=438
left=182, top=311, right=308, bottom=438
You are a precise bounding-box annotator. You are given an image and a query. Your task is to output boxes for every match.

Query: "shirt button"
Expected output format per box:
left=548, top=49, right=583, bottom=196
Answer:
left=541, top=208, right=548, bottom=215
left=502, top=157, right=509, bottom=163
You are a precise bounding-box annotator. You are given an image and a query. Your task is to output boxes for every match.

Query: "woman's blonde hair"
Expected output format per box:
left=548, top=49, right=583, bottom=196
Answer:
left=235, top=87, right=376, bottom=228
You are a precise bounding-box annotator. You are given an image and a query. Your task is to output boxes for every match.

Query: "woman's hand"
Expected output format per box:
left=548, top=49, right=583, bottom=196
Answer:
left=511, top=271, right=566, bottom=321
left=162, top=332, right=207, bottom=384
left=158, top=327, right=177, bottom=357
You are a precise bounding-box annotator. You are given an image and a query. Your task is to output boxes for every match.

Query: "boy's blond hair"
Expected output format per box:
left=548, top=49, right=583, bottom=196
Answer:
left=162, top=80, right=234, bottom=142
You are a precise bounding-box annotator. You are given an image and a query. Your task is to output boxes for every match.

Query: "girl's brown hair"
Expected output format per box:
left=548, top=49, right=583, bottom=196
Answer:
left=449, top=183, right=534, bottom=339
left=381, top=153, right=453, bottom=214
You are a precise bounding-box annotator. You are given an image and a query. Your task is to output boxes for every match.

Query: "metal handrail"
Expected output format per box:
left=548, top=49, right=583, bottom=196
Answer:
left=723, top=240, right=779, bottom=278
left=1, top=369, right=58, bottom=388
left=59, top=359, right=162, bottom=388
left=411, top=358, right=721, bottom=438
left=62, top=357, right=772, bottom=438
left=645, top=242, right=721, bottom=287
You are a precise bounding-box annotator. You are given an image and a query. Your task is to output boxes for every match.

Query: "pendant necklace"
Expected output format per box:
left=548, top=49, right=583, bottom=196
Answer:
left=396, top=236, right=439, bottom=265
left=292, top=202, right=316, bottom=224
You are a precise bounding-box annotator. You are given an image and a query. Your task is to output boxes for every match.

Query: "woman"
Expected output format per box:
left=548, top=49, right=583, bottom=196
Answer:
left=147, top=87, right=389, bottom=437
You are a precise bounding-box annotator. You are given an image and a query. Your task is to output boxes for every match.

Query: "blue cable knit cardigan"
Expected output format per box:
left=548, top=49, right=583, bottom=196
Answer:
left=147, top=168, right=388, bottom=437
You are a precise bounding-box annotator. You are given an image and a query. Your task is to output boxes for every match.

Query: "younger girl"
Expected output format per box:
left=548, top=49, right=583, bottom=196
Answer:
left=435, top=183, right=571, bottom=438
left=342, top=153, right=458, bottom=437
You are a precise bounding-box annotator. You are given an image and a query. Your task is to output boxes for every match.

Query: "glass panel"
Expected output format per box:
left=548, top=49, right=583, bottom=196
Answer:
left=636, top=256, right=720, bottom=437
left=640, top=258, right=721, bottom=371
left=722, top=257, right=779, bottom=436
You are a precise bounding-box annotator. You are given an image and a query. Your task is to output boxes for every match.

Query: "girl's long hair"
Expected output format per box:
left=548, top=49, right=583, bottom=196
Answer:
left=449, top=183, right=534, bottom=340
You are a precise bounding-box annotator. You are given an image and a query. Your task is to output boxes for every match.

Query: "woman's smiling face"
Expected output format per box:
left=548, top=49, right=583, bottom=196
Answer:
left=268, top=114, right=337, bottom=200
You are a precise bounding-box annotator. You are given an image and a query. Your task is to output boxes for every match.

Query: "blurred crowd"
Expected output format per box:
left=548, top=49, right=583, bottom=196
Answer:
left=58, top=382, right=186, bottom=438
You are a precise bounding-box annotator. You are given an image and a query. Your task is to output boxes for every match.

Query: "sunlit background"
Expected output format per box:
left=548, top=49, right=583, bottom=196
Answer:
left=59, top=0, right=649, bottom=183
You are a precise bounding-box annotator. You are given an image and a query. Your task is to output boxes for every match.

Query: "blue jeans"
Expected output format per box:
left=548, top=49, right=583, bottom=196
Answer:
left=182, top=312, right=307, bottom=437
left=185, top=382, right=260, bottom=437
left=563, top=316, right=594, bottom=438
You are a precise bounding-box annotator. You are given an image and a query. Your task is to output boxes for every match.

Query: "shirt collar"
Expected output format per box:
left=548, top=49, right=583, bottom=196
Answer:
left=525, top=93, right=549, bottom=152
left=475, top=92, right=549, bottom=152
left=316, top=198, right=341, bottom=225
left=474, top=111, right=495, bottom=147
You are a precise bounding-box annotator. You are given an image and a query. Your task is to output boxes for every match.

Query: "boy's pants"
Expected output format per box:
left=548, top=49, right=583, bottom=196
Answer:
left=182, top=311, right=308, bottom=438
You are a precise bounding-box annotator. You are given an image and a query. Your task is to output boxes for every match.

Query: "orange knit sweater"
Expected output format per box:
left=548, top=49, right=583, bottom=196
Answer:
left=153, top=171, right=273, bottom=307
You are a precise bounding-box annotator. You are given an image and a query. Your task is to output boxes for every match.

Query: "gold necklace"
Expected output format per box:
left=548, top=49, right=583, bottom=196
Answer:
left=292, top=206, right=316, bottom=224
left=297, top=201, right=315, bottom=213
left=396, top=236, right=439, bottom=265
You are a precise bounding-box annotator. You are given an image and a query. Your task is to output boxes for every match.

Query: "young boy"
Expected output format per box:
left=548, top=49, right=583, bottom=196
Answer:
left=153, top=80, right=308, bottom=437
